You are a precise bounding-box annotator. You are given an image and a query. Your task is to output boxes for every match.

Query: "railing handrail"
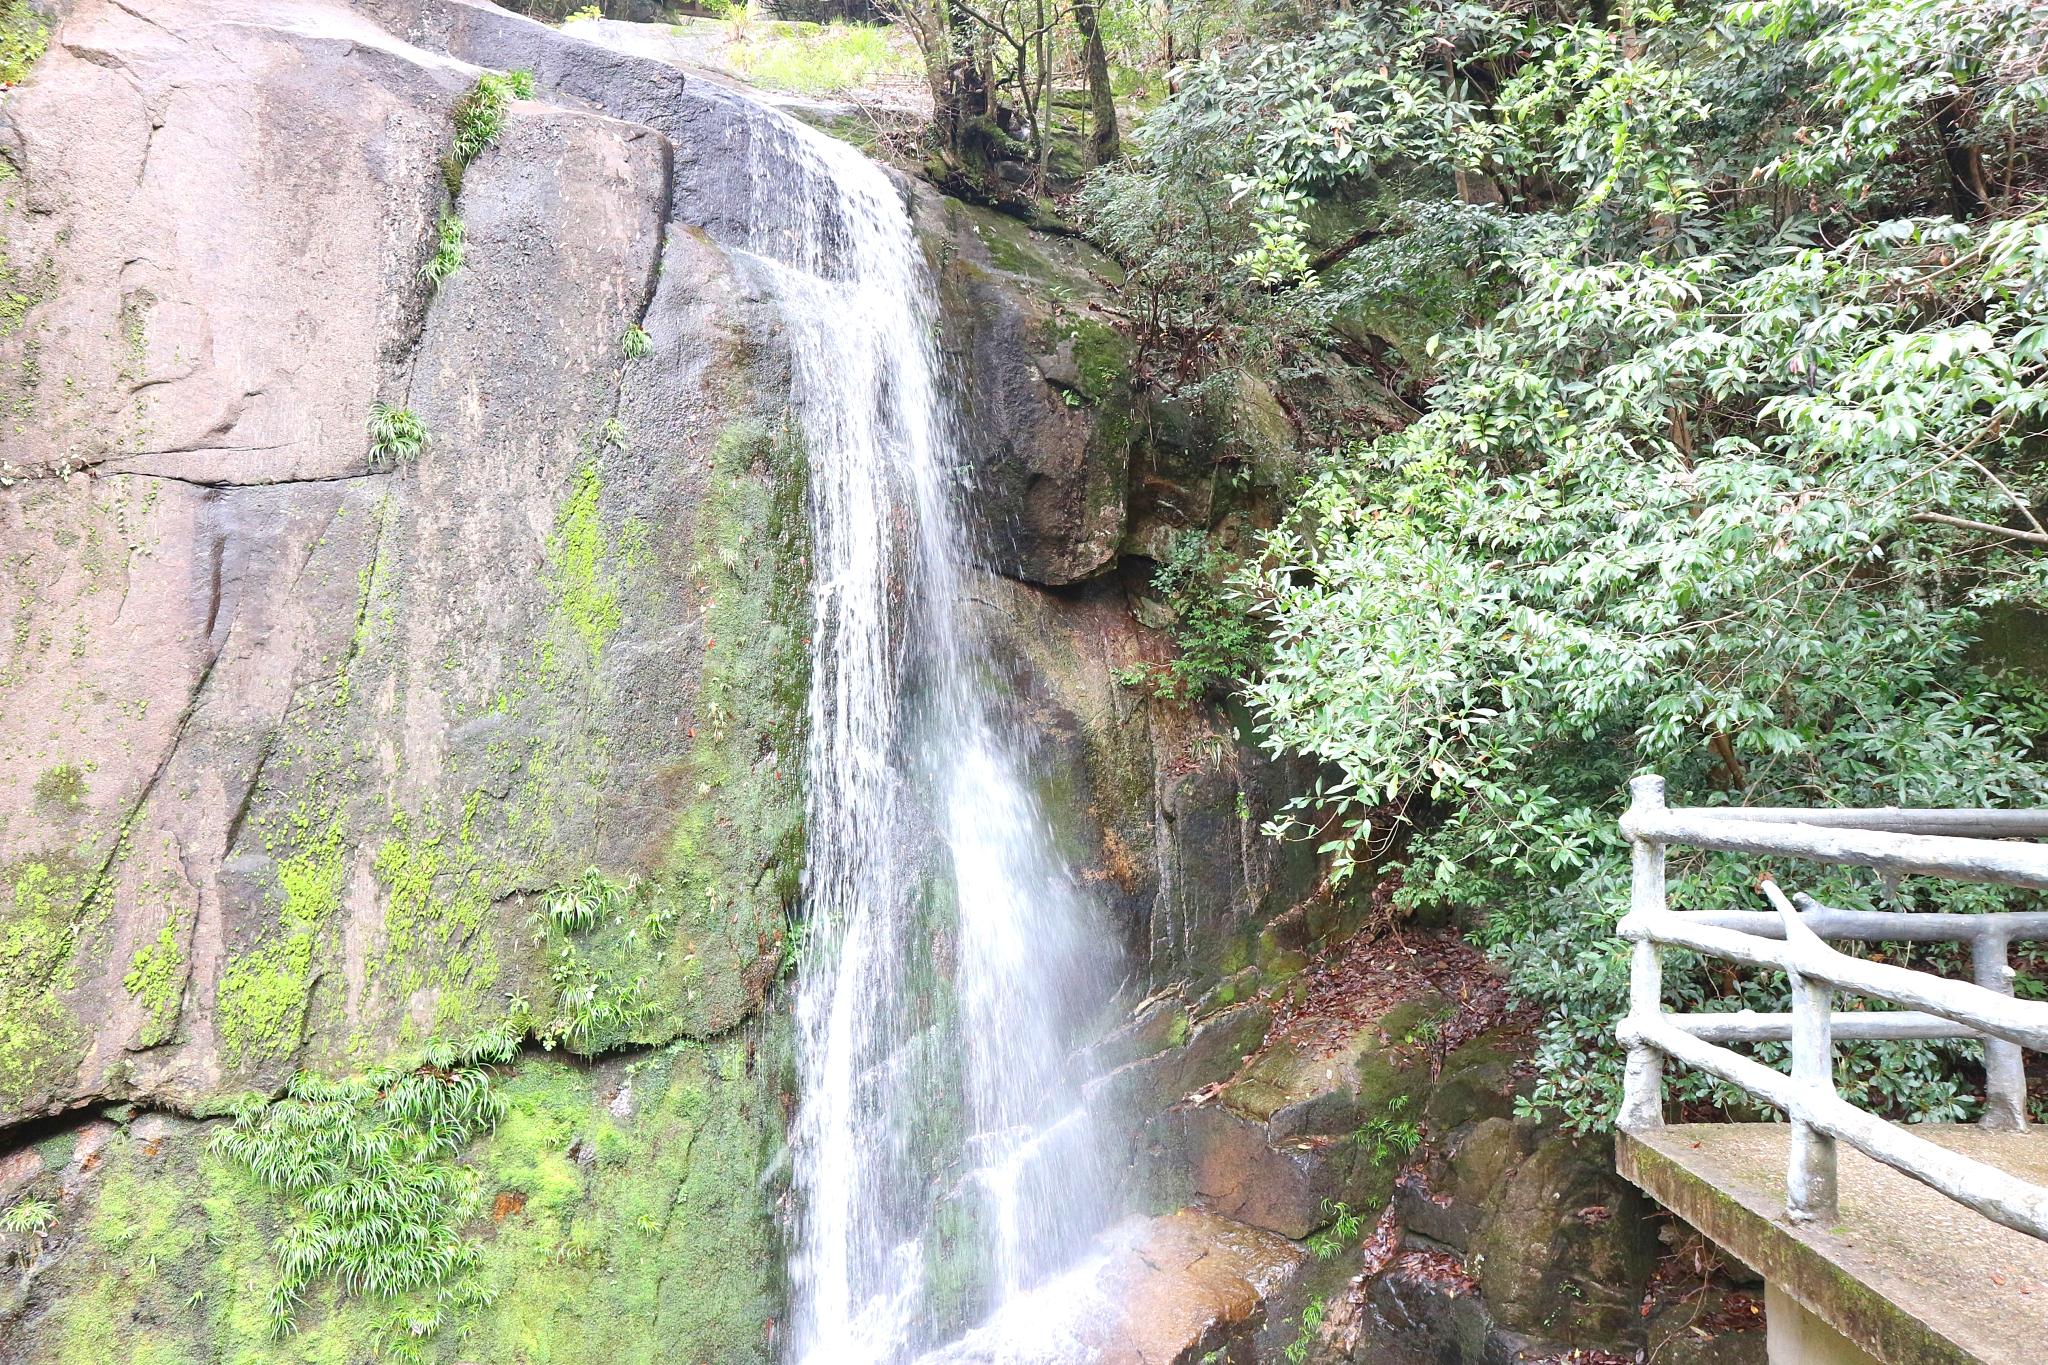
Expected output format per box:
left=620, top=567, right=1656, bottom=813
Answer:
left=1669, top=899, right=2048, bottom=943
left=1657, top=805, right=2048, bottom=840
left=1620, top=807, right=2048, bottom=890
left=1616, top=773, right=2048, bottom=1242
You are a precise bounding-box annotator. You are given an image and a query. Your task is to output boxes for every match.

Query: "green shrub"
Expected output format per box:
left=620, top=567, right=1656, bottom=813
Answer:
left=1114, top=531, right=1264, bottom=703
left=1095, top=0, right=2048, bottom=1132
left=622, top=323, right=651, bottom=359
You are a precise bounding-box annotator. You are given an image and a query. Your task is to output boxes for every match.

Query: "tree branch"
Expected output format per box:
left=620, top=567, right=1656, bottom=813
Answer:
left=1910, top=511, right=2048, bottom=546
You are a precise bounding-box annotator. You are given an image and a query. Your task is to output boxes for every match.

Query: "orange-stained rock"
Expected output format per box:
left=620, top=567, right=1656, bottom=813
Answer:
left=922, top=1210, right=1305, bottom=1365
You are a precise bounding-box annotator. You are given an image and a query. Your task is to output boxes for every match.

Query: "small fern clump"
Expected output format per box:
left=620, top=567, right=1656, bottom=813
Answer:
left=0, top=1196, right=56, bottom=1236
left=622, top=323, right=651, bottom=359
left=538, top=941, right=653, bottom=1052
left=367, top=401, right=426, bottom=469
left=544, top=866, right=627, bottom=934
left=422, top=210, right=466, bottom=286
left=211, top=1031, right=518, bottom=1337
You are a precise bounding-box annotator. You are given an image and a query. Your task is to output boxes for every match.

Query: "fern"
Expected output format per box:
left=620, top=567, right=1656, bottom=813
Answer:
left=211, top=1031, right=517, bottom=1337
left=0, top=1196, right=56, bottom=1236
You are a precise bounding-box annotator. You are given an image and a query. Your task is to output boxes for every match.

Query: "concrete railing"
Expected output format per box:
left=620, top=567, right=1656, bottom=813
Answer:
left=1615, top=774, right=2048, bottom=1239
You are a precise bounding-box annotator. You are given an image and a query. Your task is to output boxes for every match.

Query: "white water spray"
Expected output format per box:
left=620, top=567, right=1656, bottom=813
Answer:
left=715, top=98, right=1119, bottom=1363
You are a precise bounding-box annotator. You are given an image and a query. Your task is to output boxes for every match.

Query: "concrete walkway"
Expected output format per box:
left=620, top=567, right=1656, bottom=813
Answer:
left=1619, top=1124, right=2048, bottom=1364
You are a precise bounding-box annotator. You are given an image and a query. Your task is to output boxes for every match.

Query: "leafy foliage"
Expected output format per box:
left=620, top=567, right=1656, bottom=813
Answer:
left=0, top=0, right=46, bottom=87
left=622, top=323, right=651, bottom=359
left=527, top=868, right=655, bottom=1052
left=545, top=867, right=626, bottom=935
left=211, top=1031, right=519, bottom=1337
left=422, top=210, right=467, bottom=287
left=726, top=19, right=917, bottom=98
left=1114, top=530, right=1264, bottom=702
left=1092, top=0, right=2048, bottom=1130
left=0, top=1195, right=55, bottom=1235
left=451, top=69, right=537, bottom=167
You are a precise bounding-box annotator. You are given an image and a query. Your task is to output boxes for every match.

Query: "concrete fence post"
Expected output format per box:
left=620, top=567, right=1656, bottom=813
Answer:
left=1976, top=931, right=2028, bottom=1131
left=1620, top=774, right=1669, bottom=1132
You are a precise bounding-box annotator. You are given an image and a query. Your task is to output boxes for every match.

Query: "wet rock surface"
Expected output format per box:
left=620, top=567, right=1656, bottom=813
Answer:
left=924, top=1211, right=1306, bottom=1365
left=1097, top=927, right=1762, bottom=1365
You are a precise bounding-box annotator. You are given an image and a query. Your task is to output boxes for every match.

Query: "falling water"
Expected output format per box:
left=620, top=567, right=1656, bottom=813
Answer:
left=714, top=97, right=1120, bottom=1362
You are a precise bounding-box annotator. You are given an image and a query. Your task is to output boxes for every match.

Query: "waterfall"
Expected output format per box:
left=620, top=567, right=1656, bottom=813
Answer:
left=716, top=99, right=1119, bottom=1362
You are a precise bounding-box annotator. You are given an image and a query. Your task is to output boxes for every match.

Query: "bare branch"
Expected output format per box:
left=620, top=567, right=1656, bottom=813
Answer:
left=1909, top=511, right=2048, bottom=545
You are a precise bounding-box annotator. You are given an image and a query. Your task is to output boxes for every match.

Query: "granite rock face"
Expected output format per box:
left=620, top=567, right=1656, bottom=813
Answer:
left=0, top=0, right=815, bottom=1128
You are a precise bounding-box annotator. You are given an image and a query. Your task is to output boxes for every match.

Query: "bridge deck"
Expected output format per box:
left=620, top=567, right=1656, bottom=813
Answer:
left=1618, top=1123, right=2048, bottom=1364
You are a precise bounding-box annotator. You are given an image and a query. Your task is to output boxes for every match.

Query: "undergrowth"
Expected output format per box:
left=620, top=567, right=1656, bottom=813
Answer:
left=726, top=19, right=915, bottom=98
left=1114, top=530, right=1264, bottom=703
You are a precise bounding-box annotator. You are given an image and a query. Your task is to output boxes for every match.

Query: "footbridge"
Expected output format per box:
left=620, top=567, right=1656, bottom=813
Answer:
left=1612, top=775, right=2048, bottom=1364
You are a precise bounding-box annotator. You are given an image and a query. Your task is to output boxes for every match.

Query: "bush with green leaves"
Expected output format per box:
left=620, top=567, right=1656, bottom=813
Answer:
left=622, top=323, right=652, bottom=359
left=367, top=400, right=426, bottom=469
left=1092, top=0, right=2048, bottom=1131
left=1114, top=530, right=1265, bottom=703
left=211, top=1031, right=518, bottom=1336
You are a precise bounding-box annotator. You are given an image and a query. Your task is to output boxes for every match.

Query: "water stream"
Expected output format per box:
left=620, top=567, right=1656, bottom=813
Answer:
left=716, top=96, right=1120, bottom=1363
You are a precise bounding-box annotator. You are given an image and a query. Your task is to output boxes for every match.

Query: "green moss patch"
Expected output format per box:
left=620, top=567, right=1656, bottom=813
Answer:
left=0, top=850, right=103, bottom=1102
left=215, top=817, right=345, bottom=1067
left=548, top=461, right=624, bottom=665
left=24, top=1040, right=787, bottom=1365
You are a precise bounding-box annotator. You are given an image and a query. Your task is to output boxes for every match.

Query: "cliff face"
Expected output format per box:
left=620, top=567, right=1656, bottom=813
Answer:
left=0, top=1, right=822, bottom=1356
left=0, top=0, right=811, bottom=1122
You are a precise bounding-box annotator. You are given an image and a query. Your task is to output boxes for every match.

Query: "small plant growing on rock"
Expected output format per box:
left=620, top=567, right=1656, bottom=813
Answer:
left=211, top=1032, right=516, bottom=1337
left=421, top=210, right=466, bottom=286
left=0, top=1196, right=56, bottom=1236
left=1356, top=1096, right=1422, bottom=1167
left=622, top=323, right=651, bottom=359
left=366, top=401, right=426, bottom=469
left=451, top=68, right=536, bottom=167
left=545, top=867, right=627, bottom=934
left=1114, top=530, right=1265, bottom=704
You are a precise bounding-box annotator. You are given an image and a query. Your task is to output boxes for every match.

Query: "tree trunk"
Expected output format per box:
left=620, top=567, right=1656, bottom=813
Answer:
left=1935, top=92, right=1991, bottom=218
left=1072, top=0, right=1119, bottom=165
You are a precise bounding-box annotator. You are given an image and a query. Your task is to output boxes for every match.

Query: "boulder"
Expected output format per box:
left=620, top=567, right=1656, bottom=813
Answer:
left=1467, top=1129, right=1661, bottom=1341
left=925, top=1210, right=1306, bottom=1365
